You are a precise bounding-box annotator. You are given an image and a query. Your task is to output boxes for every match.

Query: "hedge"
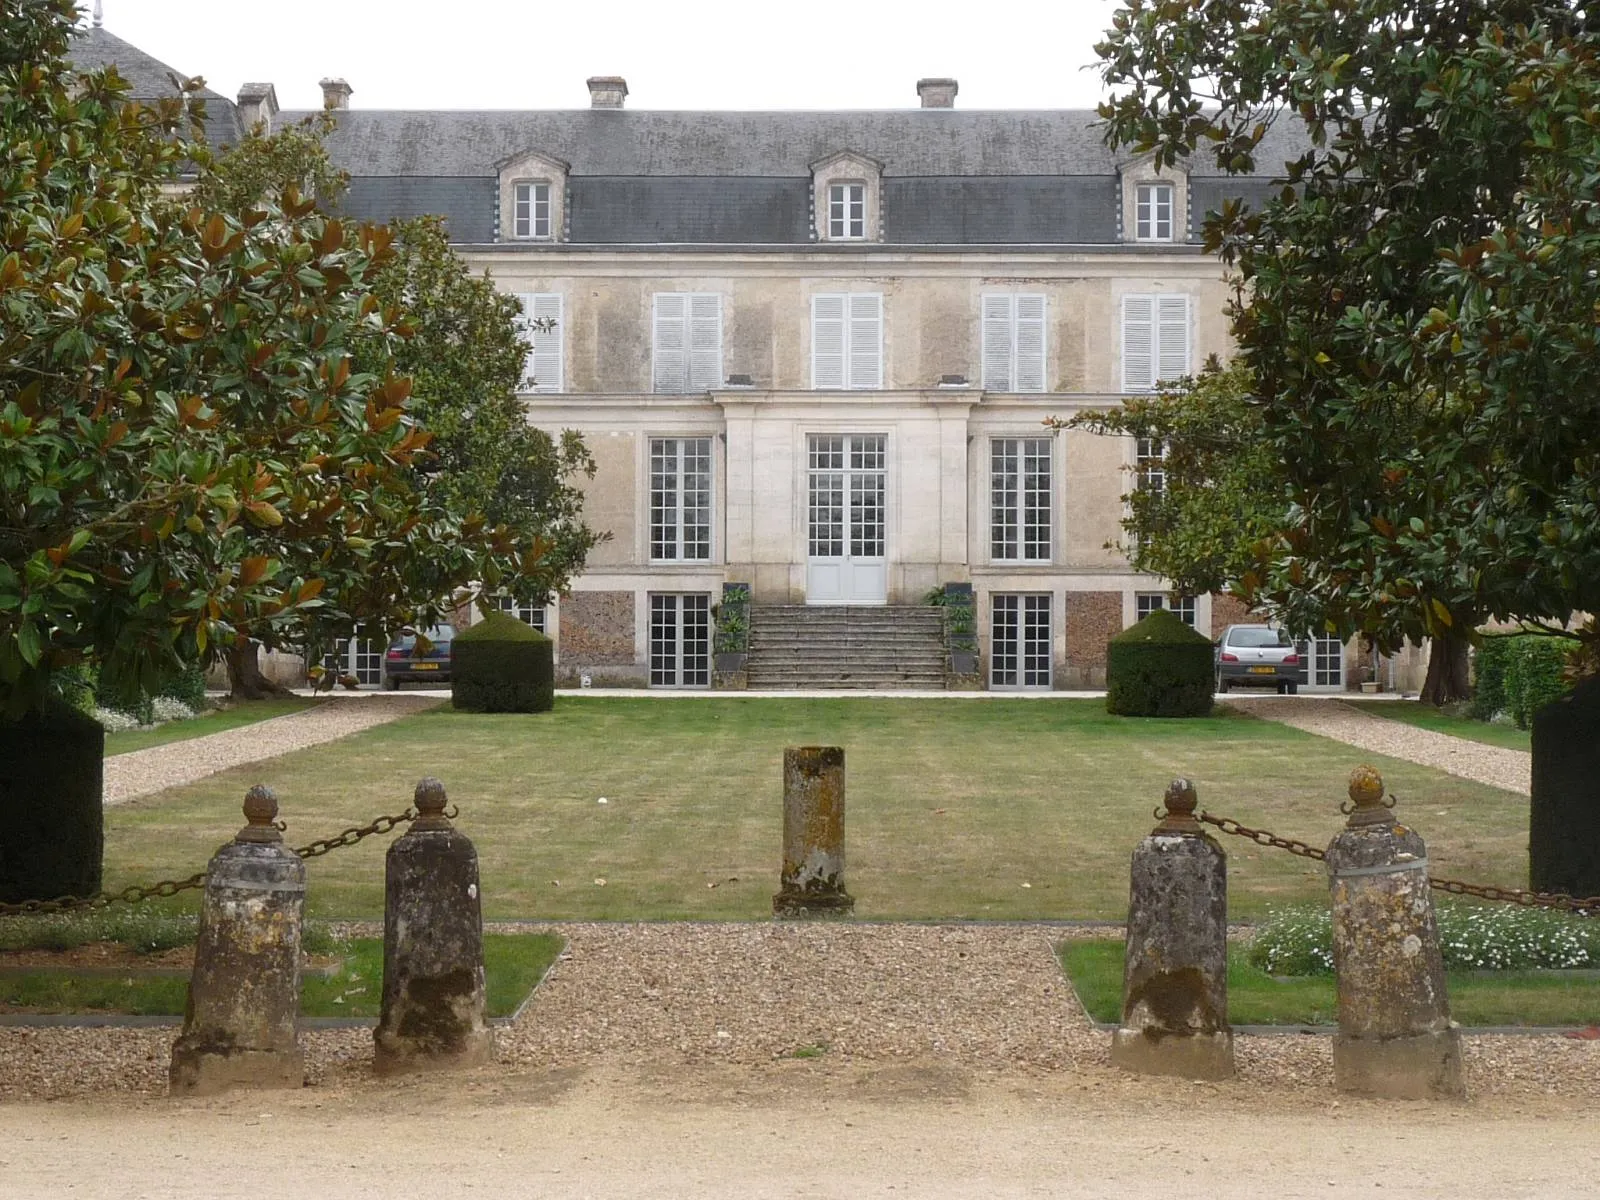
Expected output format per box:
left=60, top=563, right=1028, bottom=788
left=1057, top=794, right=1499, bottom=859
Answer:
left=1472, top=634, right=1571, bottom=729
left=1106, top=607, right=1215, bottom=718
left=0, top=699, right=105, bottom=903
left=451, top=610, right=555, bottom=713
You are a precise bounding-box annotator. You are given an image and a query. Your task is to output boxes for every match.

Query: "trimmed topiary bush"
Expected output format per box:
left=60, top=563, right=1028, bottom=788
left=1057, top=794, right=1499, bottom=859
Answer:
left=1505, top=635, right=1570, bottom=730
left=451, top=610, right=555, bottom=713
left=1468, top=636, right=1511, bottom=721
left=0, top=699, right=105, bottom=903
left=1106, top=607, right=1215, bottom=717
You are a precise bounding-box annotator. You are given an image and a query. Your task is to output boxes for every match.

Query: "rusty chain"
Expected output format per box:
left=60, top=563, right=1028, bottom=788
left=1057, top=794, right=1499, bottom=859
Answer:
left=0, top=806, right=419, bottom=918
left=1198, top=810, right=1600, bottom=914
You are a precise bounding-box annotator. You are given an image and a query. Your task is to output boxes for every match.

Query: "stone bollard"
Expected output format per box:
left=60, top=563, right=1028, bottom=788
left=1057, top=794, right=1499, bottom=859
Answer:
left=1111, top=779, right=1234, bottom=1080
left=773, top=746, right=854, bottom=918
left=374, top=778, right=492, bottom=1074
left=1326, top=765, right=1465, bottom=1100
left=169, top=785, right=305, bottom=1096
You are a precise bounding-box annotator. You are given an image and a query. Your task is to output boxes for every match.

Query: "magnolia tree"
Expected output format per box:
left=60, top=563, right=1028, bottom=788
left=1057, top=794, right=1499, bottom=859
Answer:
left=1095, top=0, right=1600, bottom=703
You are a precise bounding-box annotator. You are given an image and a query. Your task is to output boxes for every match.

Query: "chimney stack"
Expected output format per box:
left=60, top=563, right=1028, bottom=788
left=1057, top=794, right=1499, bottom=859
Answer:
left=587, top=76, right=628, bottom=109
left=319, top=77, right=353, bottom=110
left=916, top=78, right=958, bottom=109
left=236, top=82, right=279, bottom=134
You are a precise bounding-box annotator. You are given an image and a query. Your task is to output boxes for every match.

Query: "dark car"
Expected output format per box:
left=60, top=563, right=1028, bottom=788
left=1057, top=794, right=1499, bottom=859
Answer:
left=1215, top=624, right=1300, bottom=694
left=382, top=625, right=454, bottom=689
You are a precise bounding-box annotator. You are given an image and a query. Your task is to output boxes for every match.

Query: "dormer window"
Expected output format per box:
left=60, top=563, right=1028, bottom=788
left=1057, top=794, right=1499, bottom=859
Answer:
left=513, top=182, right=552, bottom=240
left=829, top=183, right=866, bottom=240
left=1136, top=182, right=1174, bottom=241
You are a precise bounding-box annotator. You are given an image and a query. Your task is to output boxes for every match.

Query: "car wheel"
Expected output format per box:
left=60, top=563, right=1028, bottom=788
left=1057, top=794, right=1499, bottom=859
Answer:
left=1285, top=682, right=1298, bottom=695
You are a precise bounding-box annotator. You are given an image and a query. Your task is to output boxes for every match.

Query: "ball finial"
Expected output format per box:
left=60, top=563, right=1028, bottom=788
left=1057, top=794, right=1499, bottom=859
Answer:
left=1155, top=777, right=1202, bottom=834
left=1344, top=764, right=1392, bottom=826
left=237, top=784, right=283, bottom=843
left=412, top=777, right=452, bottom=829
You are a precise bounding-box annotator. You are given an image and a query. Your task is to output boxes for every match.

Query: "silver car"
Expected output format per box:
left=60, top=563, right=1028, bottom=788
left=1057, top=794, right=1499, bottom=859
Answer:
left=1215, top=625, right=1300, bottom=694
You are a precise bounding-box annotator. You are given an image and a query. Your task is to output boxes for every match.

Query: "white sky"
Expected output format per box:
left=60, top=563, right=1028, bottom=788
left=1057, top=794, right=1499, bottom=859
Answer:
left=93, top=0, right=1124, bottom=112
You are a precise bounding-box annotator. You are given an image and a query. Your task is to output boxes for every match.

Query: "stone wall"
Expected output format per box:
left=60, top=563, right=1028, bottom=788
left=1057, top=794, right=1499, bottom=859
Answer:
left=1209, top=593, right=1268, bottom=639
left=1063, top=590, right=1124, bottom=687
left=559, top=591, right=636, bottom=666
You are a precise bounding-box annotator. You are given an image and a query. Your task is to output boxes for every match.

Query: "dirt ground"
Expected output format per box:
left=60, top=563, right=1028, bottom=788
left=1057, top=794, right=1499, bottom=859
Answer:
left=2, top=1059, right=1595, bottom=1199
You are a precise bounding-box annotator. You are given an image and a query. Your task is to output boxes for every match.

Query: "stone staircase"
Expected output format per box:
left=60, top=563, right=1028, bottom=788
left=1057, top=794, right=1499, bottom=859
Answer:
left=745, top=605, right=948, bottom=690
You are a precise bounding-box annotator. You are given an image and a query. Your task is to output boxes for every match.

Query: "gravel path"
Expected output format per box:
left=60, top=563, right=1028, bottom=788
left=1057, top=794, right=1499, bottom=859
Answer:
left=3, top=923, right=1597, bottom=1102
left=1224, top=696, right=1531, bottom=794
left=102, top=695, right=439, bottom=805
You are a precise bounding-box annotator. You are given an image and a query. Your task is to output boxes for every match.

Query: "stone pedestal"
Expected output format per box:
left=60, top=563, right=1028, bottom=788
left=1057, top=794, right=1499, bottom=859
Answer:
left=1326, top=766, right=1465, bottom=1100
left=1111, top=779, right=1234, bottom=1080
left=170, top=786, right=305, bottom=1096
left=375, top=779, right=492, bottom=1074
left=773, top=746, right=853, bottom=918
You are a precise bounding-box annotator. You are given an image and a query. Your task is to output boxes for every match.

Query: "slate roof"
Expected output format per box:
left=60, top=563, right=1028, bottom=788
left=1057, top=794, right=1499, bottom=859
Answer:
left=68, top=26, right=241, bottom=149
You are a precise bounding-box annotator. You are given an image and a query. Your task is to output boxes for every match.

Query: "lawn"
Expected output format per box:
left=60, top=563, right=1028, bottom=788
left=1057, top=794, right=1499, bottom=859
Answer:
left=1058, top=940, right=1600, bottom=1027
left=0, top=933, right=561, bottom=1018
left=1350, top=700, right=1532, bottom=752
left=105, top=698, right=324, bottom=756
left=98, top=697, right=1532, bottom=922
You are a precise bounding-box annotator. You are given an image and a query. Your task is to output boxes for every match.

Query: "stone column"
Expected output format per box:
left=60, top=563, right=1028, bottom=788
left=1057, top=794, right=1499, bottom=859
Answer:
left=773, top=746, right=854, bottom=918
left=374, top=778, right=492, bottom=1074
left=1326, top=765, right=1465, bottom=1099
left=170, top=785, right=305, bottom=1096
left=1111, top=779, right=1234, bottom=1080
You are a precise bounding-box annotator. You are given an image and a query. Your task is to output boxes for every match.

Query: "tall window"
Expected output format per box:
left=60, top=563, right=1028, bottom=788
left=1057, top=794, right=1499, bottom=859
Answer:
left=1135, top=182, right=1174, bottom=241
left=1135, top=437, right=1167, bottom=497
left=650, top=594, right=710, bottom=687
left=494, top=597, right=546, bottom=634
left=1136, top=592, right=1196, bottom=628
left=981, top=294, right=1047, bottom=392
left=513, top=181, right=551, bottom=239
left=811, top=293, right=883, bottom=389
left=991, top=438, right=1052, bottom=562
left=828, top=183, right=866, bottom=239
left=652, top=293, right=723, bottom=394
left=1121, top=294, right=1191, bottom=391
left=991, top=594, right=1052, bottom=688
left=514, top=292, right=562, bottom=392
left=650, top=437, right=713, bottom=562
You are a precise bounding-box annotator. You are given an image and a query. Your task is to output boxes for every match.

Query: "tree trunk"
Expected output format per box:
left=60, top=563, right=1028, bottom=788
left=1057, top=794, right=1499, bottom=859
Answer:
left=226, top=640, right=293, bottom=701
left=1419, top=631, right=1473, bottom=707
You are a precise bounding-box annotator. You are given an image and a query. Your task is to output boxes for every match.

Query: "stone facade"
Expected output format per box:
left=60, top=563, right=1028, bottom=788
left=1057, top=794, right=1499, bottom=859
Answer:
left=558, top=591, right=637, bottom=681
left=1209, top=594, right=1267, bottom=639
left=1063, top=591, right=1124, bottom=688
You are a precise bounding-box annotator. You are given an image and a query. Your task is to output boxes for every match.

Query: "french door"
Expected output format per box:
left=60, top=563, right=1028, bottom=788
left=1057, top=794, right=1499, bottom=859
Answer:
left=991, top=594, right=1052, bottom=688
left=1296, top=634, right=1345, bottom=690
left=805, top=433, right=887, bottom=605
left=650, top=594, right=711, bottom=687
left=324, top=638, right=383, bottom=687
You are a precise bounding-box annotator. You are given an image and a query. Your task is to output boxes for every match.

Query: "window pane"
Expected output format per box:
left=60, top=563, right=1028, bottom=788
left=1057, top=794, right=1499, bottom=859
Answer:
left=681, top=437, right=712, bottom=561
left=650, top=595, right=677, bottom=686
left=991, top=594, right=1019, bottom=686
left=1136, top=593, right=1165, bottom=621
left=682, top=595, right=711, bottom=686
left=1022, top=594, right=1052, bottom=687
left=991, top=439, right=1019, bottom=560
left=1021, top=437, right=1051, bottom=561
left=650, top=438, right=679, bottom=560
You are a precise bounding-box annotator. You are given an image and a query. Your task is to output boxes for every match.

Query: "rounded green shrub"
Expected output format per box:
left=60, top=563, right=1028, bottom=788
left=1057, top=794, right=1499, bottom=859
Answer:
left=0, top=699, right=105, bottom=903
left=450, top=611, right=555, bottom=713
left=1105, top=607, right=1215, bottom=717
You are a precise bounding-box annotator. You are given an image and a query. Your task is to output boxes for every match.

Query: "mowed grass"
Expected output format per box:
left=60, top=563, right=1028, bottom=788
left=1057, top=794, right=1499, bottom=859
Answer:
left=101, top=697, right=1532, bottom=921
left=105, top=698, right=324, bottom=756
left=1059, top=940, right=1600, bottom=1027
left=1351, top=700, right=1532, bottom=752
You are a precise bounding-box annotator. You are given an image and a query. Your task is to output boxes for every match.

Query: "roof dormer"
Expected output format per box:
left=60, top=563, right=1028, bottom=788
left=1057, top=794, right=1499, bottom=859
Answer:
left=497, top=148, right=571, bottom=243
left=1117, top=154, right=1189, bottom=244
left=810, top=150, right=884, bottom=243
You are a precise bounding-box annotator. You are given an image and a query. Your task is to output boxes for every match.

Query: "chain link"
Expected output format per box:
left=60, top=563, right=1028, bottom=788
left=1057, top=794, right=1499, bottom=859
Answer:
left=1198, top=810, right=1600, bottom=914
left=0, top=807, right=418, bottom=918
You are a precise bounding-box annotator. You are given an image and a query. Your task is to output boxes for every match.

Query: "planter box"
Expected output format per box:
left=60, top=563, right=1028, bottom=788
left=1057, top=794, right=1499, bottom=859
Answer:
left=713, top=652, right=748, bottom=690
left=1360, top=681, right=1382, bottom=694
left=950, top=651, right=978, bottom=677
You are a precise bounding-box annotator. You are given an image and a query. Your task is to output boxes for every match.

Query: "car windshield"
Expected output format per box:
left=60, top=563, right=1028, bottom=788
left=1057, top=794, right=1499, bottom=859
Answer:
left=1228, top=627, right=1292, bottom=648
left=390, top=625, right=454, bottom=651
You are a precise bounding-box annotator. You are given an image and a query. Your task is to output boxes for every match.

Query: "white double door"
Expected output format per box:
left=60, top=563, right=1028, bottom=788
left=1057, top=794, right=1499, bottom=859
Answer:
left=805, top=433, right=887, bottom=605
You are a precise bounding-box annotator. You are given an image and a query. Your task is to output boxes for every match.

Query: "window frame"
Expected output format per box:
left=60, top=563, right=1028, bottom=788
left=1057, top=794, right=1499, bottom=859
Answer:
left=1135, top=591, right=1196, bottom=629
left=494, top=597, right=547, bottom=635
left=828, top=182, right=867, bottom=240
left=981, top=292, right=1047, bottom=393
left=512, top=180, right=553, bottom=240
left=810, top=292, right=884, bottom=390
left=1135, top=181, right=1175, bottom=241
left=990, top=436, right=1054, bottom=564
left=990, top=593, right=1053, bottom=689
left=648, top=436, right=714, bottom=564
left=649, top=593, right=712, bottom=688
left=1121, top=293, right=1192, bottom=391
left=651, top=292, right=724, bottom=395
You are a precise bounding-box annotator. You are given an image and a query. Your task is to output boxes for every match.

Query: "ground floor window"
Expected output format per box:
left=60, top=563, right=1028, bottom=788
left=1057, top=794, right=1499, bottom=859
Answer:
left=1297, top=634, right=1344, bottom=688
left=991, top=593, right=1052, bottom=688
left=495, top=597, right=547, bottom=634
left=650, top=593, right=711, bottom=687
left=323, top=637, right=382, bottom=687
left=1136, top=591, right=1196, bottom=628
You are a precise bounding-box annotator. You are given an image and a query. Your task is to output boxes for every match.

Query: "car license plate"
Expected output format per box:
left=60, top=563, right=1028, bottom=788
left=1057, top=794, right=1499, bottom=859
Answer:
left=412, top=663, right=439, bottom=670
left=1248, top=665, right=1276, bottom=674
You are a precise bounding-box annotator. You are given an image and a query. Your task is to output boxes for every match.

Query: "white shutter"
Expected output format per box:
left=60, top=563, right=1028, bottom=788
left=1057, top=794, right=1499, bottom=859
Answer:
left=1015, top=294, right=1046, bottom=392
left=981, top=293, right=1014, bottom=391
left=529, top=293, right=562, bottom=392
left=1157, top=295, right=1191, bottom=382
left=1122, top=295, right=1155, bottom=391
left=812, top=294, right=845, bottom=389
left=687, top=294, right=722, bottom=391
left=652, top=293, right=687, bottom=393
left=847, top=292, right=882, bottom=389
left=514, top=293, right=538, bottom=389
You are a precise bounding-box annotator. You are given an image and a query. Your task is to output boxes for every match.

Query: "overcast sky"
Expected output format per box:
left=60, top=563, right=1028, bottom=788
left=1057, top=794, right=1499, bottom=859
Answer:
left=93, top=0, right=1124, bottom=112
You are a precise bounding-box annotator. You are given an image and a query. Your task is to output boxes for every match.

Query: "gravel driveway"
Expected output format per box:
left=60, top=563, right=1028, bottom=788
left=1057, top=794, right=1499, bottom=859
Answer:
left=102, top=695, right=439, bottom=806
left=1224, top=696, right=1531, bottom=794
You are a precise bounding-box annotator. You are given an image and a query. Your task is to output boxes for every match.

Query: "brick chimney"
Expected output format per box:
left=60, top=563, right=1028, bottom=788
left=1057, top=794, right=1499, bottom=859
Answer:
left=586, top=76, right=628, bottom=109
left=236, top=82, right=279, bottom=134
left=916, top=78, right=958, bottom=109
left=319, top=77, right=353, bottom=110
